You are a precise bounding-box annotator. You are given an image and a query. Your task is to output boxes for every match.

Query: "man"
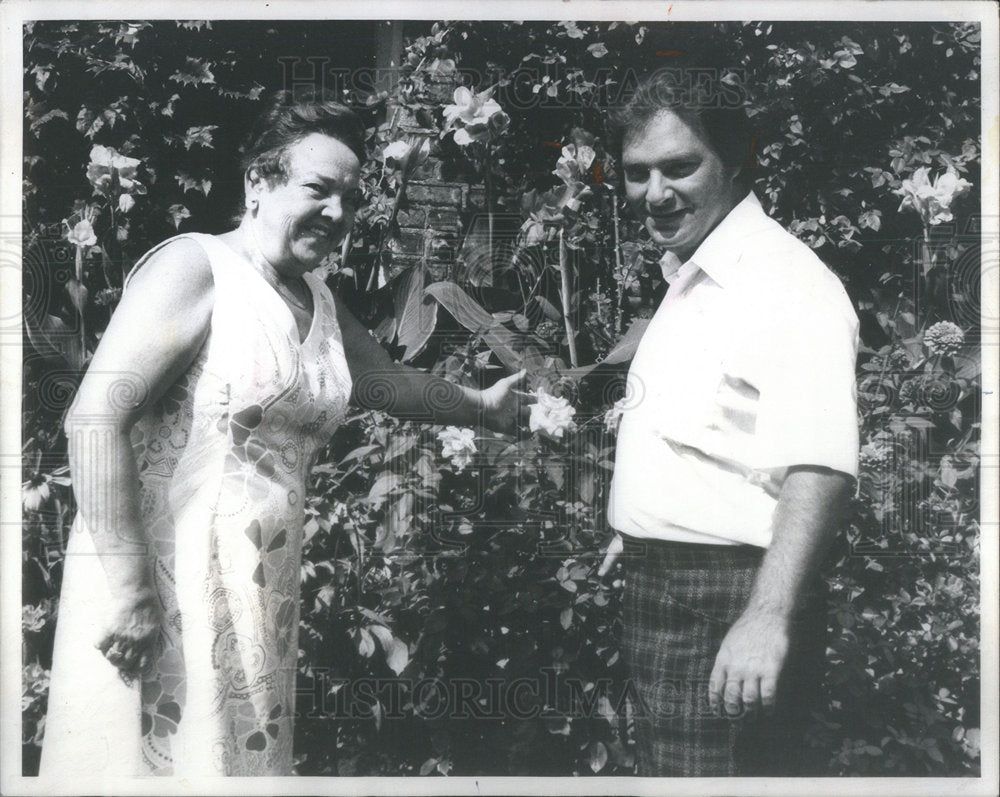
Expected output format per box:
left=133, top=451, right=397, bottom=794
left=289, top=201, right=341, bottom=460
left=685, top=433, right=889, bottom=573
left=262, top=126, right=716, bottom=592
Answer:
left=599, top=70, right=859, bottom=776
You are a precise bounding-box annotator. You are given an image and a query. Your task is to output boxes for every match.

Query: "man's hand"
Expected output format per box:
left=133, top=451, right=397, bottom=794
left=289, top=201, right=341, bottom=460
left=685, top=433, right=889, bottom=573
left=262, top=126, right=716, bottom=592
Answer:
left=479, top=369, right=528, bottom=435
left=708, top=609, right=790, bottom=716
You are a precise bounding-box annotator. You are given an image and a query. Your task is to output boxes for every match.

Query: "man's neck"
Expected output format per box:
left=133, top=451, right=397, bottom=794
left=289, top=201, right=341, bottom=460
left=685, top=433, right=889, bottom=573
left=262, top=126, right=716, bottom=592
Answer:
left=666, top=188, right=749, bottom=265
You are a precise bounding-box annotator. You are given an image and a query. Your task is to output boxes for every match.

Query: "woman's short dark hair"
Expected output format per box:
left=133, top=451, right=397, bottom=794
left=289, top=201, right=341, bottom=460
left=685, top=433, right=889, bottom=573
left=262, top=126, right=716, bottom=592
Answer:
left=608, top=69, right=756, bottom=184
left=240, top=88, right=367, bottom=184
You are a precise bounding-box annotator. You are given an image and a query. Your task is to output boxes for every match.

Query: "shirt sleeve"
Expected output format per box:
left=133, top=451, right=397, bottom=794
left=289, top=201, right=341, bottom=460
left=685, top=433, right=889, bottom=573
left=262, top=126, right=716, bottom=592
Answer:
left=750, top=276, right=860, bottom=479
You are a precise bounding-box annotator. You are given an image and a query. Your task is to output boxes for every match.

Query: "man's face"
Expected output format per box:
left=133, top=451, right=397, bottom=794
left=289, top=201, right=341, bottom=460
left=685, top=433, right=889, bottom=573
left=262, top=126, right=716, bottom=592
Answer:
left=622, top=110, right=743, bottom=262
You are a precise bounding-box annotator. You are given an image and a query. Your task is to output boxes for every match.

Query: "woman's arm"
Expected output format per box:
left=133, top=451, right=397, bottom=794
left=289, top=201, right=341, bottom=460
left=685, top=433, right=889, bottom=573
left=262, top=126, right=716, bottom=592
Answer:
left=64, top=237, right=215, bottom=679
left=333, top=296, right=524, bottom=434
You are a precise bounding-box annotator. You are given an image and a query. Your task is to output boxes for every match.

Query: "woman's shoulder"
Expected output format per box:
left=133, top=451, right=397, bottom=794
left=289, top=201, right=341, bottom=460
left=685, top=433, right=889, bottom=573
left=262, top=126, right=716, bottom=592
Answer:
left=122, top=235, right=217, bottom=324
left=126, top=234, right=216, bottom=293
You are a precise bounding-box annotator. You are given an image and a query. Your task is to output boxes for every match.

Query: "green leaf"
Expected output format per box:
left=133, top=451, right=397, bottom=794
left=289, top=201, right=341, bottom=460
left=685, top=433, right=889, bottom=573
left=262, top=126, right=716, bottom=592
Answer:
left=393, top=266, right=438, bottom=362
left=175, top=173, right=212, bottom=196
left=588, top=741, right=608, bottom=772
left=167, top=204, right=191, bottom=230
left=368, top=625, right=409, bottom=675
left=28, top=108, right=68, bottom=135
left=530, top=295, right=561, bottom=321
left=24, top=312, right=85, bottom=370
left=169, top=56, right=216, bottom=86
left=182, top=125, right=218, bottom=150
left=65, top=279, right=88, bottom=314
left=384, top=434, right=417, bottom=462
left=357, top=627, right=376, bottom=657
left=425, top=281, right=522, bottom=370
left=341, top=444, right=380, bottom=464
left=419, top=757, right=438, bottom=776
left=567, top=316, right=651, bottom=379
left=368, top=472, right=402, bottom=503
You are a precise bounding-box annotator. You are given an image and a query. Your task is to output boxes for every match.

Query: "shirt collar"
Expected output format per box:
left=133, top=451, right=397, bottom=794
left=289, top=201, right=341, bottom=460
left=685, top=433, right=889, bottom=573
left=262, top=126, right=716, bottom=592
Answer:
left=657, top=191, right=771, bottom=289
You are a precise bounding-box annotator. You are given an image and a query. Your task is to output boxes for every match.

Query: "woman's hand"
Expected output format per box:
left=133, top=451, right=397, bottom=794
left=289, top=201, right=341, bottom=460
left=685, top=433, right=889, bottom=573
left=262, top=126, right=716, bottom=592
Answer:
left=96, top=584, right=162, bottom=684
left=479, top=369, right=528, bottom=435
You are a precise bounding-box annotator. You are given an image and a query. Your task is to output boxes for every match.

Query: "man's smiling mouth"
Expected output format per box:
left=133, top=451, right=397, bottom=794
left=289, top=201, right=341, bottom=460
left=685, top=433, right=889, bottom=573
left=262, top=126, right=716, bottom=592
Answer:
left=648, top=208, right=688, bottom=224
left=305, top=224, right=337, bottom=241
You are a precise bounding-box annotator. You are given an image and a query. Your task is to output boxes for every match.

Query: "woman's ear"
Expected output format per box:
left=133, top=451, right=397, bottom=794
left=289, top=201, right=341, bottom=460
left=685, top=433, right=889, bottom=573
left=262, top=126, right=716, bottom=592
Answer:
left=244, top=167, right=262, bottom=210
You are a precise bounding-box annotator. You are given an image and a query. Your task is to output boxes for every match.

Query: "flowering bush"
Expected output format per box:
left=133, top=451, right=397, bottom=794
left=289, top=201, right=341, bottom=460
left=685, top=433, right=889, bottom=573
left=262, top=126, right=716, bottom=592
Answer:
left=21, top=19, right=982, bottom=777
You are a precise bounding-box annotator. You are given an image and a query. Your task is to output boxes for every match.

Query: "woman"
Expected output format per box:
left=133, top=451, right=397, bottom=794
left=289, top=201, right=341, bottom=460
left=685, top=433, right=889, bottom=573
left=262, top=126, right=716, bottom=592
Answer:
left=40, top=91, right=522, bottom=777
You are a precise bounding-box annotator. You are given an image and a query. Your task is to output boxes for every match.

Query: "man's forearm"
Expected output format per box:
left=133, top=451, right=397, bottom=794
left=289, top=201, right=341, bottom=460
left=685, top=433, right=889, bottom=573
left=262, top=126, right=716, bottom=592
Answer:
left=745, top=466, right=853, bottom=619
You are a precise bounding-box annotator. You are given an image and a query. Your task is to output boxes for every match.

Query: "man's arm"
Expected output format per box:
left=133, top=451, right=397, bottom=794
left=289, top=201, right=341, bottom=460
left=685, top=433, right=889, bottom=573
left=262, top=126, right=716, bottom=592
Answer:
left=708, top=465, right=853, bottom=715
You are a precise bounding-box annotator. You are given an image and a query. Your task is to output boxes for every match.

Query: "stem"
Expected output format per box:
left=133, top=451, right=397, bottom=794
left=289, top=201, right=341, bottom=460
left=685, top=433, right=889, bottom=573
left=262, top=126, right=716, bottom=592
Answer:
left=352, top=520, right=364, bottom=635
left=367, top=172, right=410, bottom=292
left=340, top=230, right=355, bottom=288
left=485, top=161, right=494, bottom=267
left=611, top=190, right=624, bottom=336
left=75, top=246, right=86, bottom=361
left=558, top=228, right=579, bottom=368
left=920, top=226, right=937, bottom=326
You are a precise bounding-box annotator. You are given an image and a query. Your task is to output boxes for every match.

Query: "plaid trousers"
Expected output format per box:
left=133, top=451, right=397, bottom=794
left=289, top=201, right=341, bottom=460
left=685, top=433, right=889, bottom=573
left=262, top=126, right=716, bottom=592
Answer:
left=621, top=535, right=827, bottom=777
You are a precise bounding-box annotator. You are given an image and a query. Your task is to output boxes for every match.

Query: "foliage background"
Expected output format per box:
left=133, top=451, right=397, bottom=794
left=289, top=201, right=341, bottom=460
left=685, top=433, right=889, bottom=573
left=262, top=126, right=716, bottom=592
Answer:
left=21, top=19, right=983, bottom=776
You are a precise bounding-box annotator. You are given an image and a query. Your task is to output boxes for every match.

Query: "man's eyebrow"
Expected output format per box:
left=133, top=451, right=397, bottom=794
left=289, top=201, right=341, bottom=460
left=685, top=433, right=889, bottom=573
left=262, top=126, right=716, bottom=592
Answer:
left=624, top=155, right=699, bottom=167
left=299, top=172, right=357, bottom=187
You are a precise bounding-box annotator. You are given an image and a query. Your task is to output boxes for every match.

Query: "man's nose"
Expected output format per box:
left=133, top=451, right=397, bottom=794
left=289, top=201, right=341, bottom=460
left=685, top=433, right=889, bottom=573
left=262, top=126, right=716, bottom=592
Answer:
left=646, top=170, right=675, bottom=207
left=321, top=195, right=345, bottom=222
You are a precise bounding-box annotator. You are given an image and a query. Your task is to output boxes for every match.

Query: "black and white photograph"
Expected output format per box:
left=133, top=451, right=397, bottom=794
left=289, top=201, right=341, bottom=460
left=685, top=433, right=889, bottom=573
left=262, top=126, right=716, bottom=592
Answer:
left=1, top=1, right=997, bottom=794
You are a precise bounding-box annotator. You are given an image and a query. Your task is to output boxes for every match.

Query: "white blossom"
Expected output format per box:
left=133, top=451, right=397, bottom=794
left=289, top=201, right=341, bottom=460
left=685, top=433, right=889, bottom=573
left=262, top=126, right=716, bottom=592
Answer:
left=528, top=388, right=577, bottom=440
left=894, top=166, right=972, bottom=226
left=64, top=219, right=97, bottom=249
left=382, top=137, right=430, bottom=176
left=924, top=321, right=965, bottom=356
left=602, top=397, right=628, bottom=433
left=442, top=87, right=509, bottom=146
left=437, top=426, right=477, bottom=472
left=86, top=144, right=143, bottom=195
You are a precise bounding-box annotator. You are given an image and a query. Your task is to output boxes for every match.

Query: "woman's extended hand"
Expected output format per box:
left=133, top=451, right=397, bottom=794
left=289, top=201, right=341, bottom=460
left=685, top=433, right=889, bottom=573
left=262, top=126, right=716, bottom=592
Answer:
left=479, top=369, right=528, bottom=435
left=96, top=584, right=162, bottom=684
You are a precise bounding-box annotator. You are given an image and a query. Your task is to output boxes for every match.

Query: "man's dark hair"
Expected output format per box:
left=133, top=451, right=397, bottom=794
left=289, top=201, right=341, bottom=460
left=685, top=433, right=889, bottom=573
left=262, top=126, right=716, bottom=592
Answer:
left=608, top=68, right=756, bottom=185
left=240, top=88, right=367, bottom=184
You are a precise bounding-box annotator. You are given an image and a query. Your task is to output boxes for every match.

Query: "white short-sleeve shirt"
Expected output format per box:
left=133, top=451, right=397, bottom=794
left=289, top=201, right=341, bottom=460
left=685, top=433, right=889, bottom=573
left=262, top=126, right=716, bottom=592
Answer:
left=608, top=192, right=859, bottom=548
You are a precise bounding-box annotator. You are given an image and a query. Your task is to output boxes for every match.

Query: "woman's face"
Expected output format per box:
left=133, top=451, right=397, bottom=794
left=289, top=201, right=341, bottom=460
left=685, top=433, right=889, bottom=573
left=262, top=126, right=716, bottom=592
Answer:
left=247, top=132, right=362, bottom=275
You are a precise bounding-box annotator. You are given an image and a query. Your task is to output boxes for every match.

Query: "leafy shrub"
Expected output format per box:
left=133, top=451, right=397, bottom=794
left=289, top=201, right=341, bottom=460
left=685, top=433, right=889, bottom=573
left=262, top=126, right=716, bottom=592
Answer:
left=22, top=19, right=981, bottom=776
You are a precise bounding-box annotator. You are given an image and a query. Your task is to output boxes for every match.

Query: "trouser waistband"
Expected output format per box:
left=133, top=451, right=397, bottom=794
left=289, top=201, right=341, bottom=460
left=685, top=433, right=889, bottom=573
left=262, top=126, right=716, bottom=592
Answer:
left=618, top=532, right=765, bottom=568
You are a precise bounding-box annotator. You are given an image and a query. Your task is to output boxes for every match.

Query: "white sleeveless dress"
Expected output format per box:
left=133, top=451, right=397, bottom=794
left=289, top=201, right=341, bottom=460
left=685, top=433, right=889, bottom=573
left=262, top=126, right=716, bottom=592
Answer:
left=40, top=233, right=352, bottom=776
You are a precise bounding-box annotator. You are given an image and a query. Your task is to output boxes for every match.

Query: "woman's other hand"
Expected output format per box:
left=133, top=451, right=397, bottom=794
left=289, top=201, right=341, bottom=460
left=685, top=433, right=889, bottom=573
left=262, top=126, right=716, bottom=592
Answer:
left=96, top=583, right=163, bottom=684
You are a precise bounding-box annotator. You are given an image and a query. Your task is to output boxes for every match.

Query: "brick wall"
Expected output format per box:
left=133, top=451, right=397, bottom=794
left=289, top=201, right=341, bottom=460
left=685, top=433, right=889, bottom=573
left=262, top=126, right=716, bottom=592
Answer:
left=384, top=73, right=493, bottom=284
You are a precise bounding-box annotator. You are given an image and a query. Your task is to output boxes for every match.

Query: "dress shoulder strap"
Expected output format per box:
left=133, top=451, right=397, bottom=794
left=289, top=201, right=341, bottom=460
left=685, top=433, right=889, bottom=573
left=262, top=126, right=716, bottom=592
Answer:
left=123, top=232, right=250, bottom=293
